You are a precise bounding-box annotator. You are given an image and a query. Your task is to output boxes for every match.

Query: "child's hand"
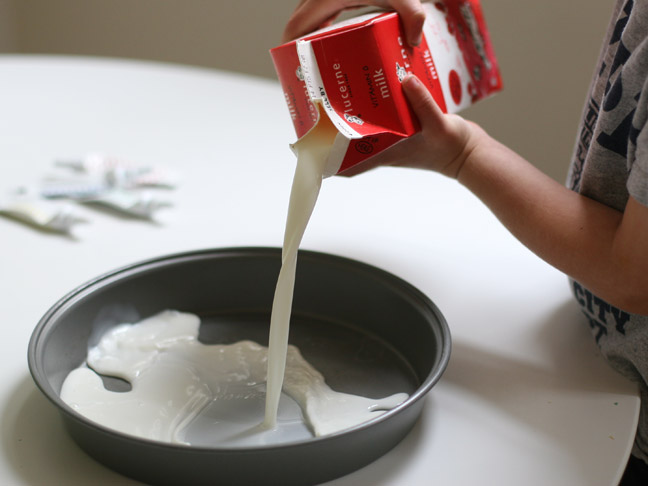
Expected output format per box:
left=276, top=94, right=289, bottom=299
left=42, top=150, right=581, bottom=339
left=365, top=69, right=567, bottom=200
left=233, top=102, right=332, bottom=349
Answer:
left=340, top=74, right=483, bottom=178
left=282, top=0, right=426, bottom=47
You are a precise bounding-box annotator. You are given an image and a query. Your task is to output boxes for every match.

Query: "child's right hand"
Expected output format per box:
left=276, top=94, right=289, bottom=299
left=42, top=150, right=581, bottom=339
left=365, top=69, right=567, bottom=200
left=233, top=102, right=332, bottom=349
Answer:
left=340, top=74, right=485, bottom=178
left=282, top=0, right=427, bottom=47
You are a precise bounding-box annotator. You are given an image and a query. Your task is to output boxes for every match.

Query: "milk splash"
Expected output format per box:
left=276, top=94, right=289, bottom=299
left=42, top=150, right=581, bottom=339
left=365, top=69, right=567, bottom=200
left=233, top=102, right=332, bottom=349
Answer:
left=61, top=310, right=407, bottom=445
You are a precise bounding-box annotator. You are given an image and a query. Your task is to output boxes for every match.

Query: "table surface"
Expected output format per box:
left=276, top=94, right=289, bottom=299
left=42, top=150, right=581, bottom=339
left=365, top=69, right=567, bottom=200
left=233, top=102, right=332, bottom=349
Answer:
left=0, top=55, right=640, bottom=486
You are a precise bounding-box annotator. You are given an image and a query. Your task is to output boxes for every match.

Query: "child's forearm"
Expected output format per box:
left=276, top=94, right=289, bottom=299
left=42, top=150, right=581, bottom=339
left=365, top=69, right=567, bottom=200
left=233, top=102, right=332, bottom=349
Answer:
left=342, top=74, right=648, bottom=314
left=458, top=134, right=648, bottom=314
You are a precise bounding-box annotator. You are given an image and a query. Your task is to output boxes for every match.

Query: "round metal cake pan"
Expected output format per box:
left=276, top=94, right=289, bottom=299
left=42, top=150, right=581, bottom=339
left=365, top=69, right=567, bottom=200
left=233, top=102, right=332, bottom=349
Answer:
left=28, top=247, right=451, bottom=486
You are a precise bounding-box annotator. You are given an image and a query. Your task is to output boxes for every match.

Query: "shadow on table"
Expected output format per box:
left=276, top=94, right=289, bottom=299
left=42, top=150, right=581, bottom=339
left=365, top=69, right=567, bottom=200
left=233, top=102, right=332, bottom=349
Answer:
left=0, top=215, right=82, bottom=241
left=1, top=376, right=142, bottom=485
left=441, top=298, right=639, bottom=483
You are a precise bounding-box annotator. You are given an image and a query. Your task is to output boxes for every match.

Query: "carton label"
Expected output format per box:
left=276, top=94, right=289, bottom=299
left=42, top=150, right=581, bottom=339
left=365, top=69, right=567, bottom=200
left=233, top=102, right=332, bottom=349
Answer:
left=270, top=0, right=502, bottom=176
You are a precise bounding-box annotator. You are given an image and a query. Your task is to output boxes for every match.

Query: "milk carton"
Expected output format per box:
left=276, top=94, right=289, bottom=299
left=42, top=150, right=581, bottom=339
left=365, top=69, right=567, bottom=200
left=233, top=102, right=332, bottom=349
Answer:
left=270, top=0, right=502, bottom=176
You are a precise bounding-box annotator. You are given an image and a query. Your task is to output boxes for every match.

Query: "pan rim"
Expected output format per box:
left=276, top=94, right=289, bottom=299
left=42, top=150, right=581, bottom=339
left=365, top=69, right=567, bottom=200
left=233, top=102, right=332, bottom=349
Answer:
left=27, top=246, right=451, bottom=453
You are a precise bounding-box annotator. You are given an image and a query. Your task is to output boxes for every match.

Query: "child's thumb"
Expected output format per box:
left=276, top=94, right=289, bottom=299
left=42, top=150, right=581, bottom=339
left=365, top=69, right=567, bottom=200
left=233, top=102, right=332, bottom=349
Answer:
left=402, top=74, right=445, bottom=128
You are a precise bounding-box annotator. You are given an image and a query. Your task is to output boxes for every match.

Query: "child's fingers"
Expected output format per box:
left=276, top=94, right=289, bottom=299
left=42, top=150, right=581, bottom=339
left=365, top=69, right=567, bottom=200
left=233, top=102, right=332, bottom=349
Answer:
left=283, top=0, right=425, bottom=44
left=391, top=0, right=426, bottom=45
left=282, top=0, right=339, bottom=42
left=401, top=74, right=445, bottom=129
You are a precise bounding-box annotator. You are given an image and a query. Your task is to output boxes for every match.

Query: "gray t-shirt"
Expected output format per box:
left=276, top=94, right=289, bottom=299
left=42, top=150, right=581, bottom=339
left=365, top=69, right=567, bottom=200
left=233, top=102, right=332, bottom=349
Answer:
left=566, top=0, right=648, bottom=464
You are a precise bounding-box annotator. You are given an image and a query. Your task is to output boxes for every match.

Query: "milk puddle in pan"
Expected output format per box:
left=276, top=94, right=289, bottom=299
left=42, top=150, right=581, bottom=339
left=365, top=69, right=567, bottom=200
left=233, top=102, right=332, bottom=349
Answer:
left=61, top=310, right=408, bottom=446
left=61, top=112, right=409, bottom=446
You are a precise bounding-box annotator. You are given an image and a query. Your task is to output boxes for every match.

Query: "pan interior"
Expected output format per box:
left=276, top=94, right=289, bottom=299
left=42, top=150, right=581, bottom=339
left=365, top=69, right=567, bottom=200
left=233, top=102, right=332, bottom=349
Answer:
left=85, top=309, right=420, bottom=448
left=31, top=248, right=446, bottom=452
left=198, top=310, right=420, bottom=398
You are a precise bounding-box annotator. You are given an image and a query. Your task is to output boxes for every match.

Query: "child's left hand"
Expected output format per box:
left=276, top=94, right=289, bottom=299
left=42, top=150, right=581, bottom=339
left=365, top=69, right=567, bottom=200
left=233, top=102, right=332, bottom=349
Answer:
left=340, top=74, right=482, bottom=178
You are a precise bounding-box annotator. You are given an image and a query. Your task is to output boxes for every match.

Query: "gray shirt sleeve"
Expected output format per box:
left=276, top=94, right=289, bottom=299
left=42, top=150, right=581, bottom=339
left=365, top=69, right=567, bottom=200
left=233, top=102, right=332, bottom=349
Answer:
left=628, top=73, right=648, bottom=207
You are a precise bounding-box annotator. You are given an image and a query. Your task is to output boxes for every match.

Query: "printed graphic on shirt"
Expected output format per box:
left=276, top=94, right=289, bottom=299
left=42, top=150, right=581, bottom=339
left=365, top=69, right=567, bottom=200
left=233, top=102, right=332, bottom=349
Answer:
left=572, top=98, right=600, bottom=192
left=572, top=281, right=631, bottom=343
left=597, top=19, right=634, bottom=159
left=570, top=0, right=635, bottom=192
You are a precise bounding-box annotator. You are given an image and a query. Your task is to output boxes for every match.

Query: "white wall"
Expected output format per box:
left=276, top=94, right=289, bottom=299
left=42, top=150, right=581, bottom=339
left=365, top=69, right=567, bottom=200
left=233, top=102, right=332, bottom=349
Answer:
left=0, top=0, right=17, bottom=52
left=463, top=1, right=611, bottom=184
left=7, top=0, right=294, bottom=77
left=1, top=0, right=614, bottom=182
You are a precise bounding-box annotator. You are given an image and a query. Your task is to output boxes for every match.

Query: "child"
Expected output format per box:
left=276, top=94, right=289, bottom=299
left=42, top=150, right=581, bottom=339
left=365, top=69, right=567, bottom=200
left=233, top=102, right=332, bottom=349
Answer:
left=284, top=0, right=648, bottom=484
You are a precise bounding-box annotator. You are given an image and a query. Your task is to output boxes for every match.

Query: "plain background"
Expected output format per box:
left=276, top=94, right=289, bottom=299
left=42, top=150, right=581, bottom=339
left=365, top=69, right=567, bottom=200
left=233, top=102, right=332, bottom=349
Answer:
left=0, top=0, right=613, bottom=182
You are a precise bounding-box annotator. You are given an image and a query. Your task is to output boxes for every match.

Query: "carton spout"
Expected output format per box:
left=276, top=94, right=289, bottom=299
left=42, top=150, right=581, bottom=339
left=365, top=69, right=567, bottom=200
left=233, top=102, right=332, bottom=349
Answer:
left=272, top=0, right=502, bottom=176
left=289, top=102, right=350, bottom=178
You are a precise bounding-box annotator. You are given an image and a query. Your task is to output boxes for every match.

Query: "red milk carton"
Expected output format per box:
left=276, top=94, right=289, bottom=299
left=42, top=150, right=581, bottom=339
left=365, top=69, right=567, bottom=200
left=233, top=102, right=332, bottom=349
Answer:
left=270, top=0, right=502, bottom=176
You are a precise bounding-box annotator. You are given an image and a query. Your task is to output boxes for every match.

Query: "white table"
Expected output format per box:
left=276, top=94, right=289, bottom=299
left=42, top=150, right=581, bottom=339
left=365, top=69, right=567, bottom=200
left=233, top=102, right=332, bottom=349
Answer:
left=0, top=55, right=640, bottom=486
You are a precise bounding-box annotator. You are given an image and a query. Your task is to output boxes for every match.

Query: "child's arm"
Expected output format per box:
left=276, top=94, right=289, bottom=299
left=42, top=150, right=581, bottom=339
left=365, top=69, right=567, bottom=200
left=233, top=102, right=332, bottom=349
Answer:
left=346, top=74, right=648, bottom=315
left=281, top=0, right=426, bottom=46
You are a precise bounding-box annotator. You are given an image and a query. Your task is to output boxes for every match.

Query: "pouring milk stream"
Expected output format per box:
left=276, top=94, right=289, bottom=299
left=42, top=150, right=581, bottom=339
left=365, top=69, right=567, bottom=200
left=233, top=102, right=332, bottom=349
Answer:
left=262, top=107, right=338, bottom=428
